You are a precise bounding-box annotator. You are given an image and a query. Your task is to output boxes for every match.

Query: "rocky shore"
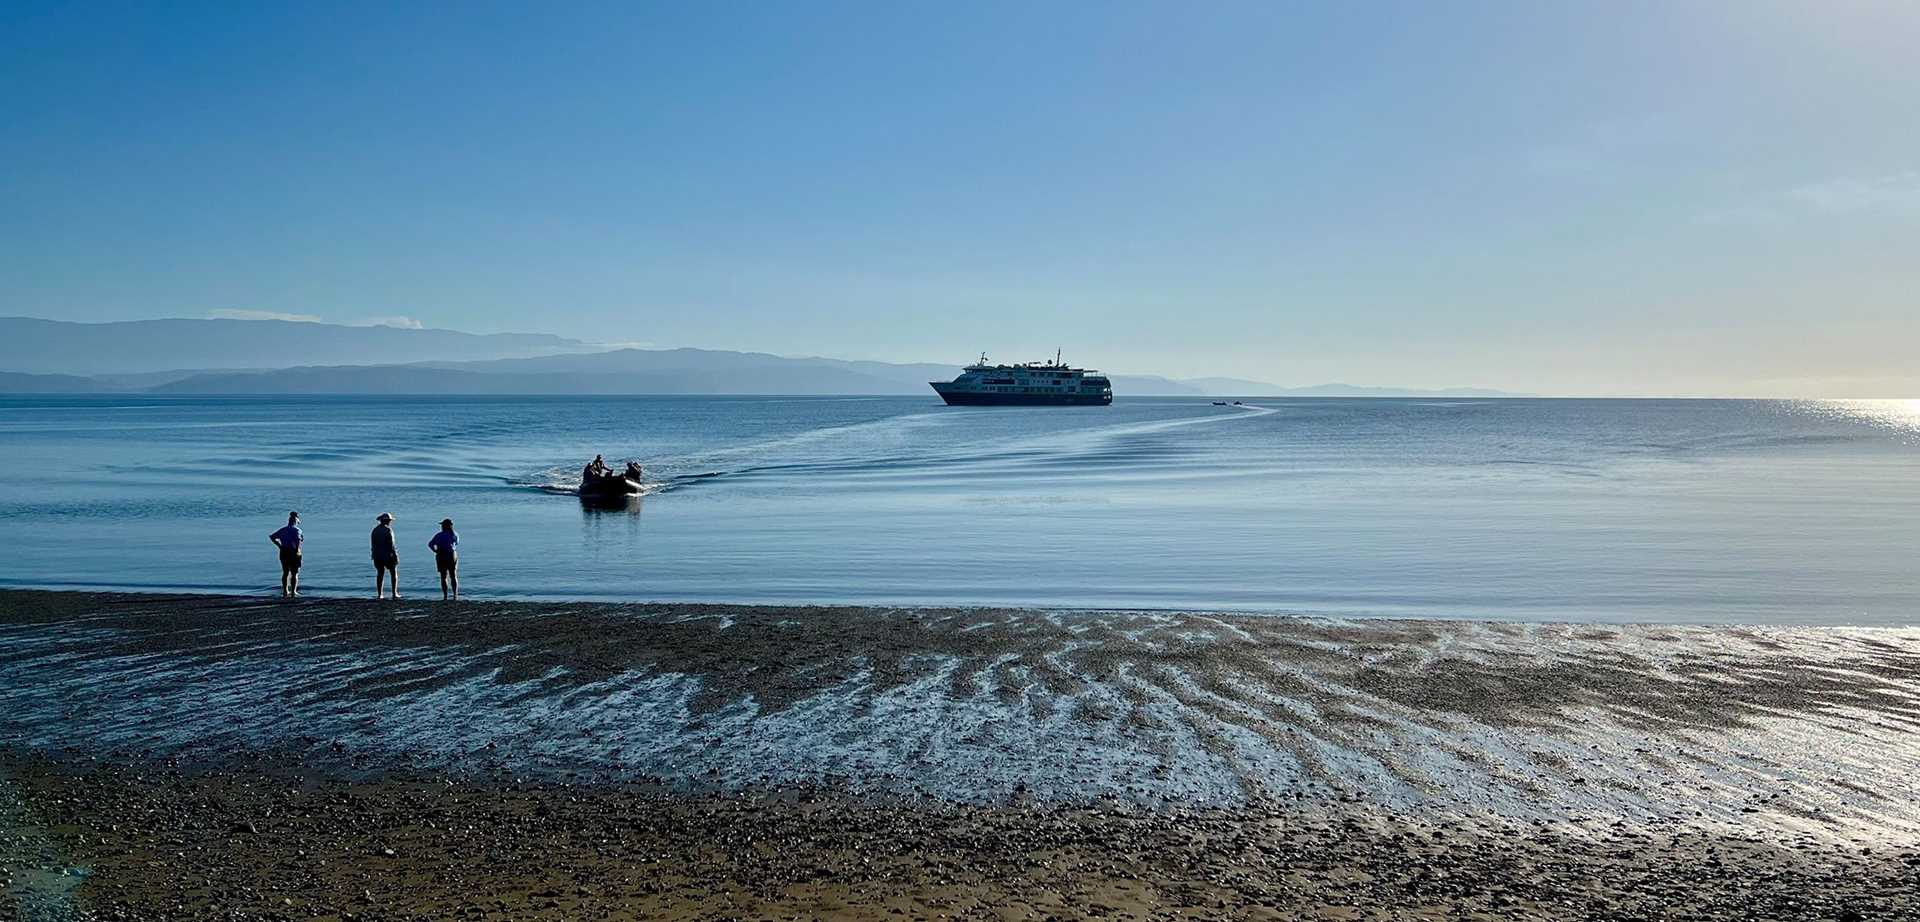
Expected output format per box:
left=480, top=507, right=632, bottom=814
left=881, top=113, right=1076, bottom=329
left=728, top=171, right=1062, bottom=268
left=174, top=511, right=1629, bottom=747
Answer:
left=8, top=754, right=1916, bottom=921
left=4, top=590, right=1919, bottom=919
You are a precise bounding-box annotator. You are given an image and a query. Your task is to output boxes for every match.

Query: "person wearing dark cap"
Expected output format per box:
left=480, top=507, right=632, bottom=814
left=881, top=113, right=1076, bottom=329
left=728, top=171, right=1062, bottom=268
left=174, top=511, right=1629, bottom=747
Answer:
left=371, top=512, right=400, bottom=599
left=269, top=511, right=303, bottom=598
left=428, top=518, right=459, bottom=600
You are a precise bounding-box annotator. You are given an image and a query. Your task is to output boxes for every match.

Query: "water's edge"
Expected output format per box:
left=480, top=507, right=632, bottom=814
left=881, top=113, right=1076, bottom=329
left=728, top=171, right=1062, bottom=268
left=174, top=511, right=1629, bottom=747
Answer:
left=4, top=589, right=1918, bottom=844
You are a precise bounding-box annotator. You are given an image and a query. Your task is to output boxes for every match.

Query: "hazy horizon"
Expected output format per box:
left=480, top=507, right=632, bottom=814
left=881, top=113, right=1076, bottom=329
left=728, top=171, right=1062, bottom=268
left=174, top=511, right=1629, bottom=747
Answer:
left=13, top=311, right=1920, bottom=398
left=5, top=2, right=1918, bottom=397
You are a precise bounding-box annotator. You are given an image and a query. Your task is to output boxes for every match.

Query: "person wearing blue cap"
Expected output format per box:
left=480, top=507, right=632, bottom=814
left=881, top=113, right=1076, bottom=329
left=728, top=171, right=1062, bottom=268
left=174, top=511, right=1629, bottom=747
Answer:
left=428, top=518, right=459, bottom=600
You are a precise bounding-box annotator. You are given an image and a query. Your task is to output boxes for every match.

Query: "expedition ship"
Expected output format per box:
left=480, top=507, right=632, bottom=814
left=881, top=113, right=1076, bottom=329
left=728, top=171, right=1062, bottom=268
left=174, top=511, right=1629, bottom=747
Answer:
left=930, top=352, right=1113, bottom=406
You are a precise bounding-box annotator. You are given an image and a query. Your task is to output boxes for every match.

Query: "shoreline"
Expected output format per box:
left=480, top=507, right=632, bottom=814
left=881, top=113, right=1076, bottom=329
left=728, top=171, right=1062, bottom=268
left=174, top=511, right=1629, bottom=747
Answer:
left=5, top=589, right=1919, bottom=824
left=5, top=588, right=1920, bottom=918
left=4, top=580, right=1912, bottom=630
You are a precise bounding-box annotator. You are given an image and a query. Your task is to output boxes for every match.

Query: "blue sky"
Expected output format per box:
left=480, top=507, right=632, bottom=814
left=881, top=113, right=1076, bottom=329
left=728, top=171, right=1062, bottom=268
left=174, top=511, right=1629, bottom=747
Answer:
left=3, top=1, right=1916, bottom=395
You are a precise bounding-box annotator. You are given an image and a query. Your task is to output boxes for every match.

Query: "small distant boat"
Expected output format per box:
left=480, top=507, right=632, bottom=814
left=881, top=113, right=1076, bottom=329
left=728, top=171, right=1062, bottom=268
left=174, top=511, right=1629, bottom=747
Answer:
left=1212, top=401, right=1228, bottom=406
left=581, top=474, right=640, bottom=497
left=579, top=464, right=643, bottom=499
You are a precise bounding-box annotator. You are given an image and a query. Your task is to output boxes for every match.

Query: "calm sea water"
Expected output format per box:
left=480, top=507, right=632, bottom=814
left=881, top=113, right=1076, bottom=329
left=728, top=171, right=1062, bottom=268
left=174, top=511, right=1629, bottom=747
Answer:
left=0, top=395, right=1916, bottom=624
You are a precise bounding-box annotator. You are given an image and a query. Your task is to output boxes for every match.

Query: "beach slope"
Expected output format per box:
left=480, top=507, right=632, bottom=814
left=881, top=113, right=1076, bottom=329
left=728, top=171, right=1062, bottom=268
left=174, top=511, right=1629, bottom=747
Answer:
left=3, top=590, right=1917, bottom=919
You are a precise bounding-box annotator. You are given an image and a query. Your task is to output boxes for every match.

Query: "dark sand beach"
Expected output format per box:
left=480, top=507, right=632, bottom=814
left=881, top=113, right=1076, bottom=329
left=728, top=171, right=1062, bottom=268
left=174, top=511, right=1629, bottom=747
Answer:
left=4, top=590, right=1919, bottom=920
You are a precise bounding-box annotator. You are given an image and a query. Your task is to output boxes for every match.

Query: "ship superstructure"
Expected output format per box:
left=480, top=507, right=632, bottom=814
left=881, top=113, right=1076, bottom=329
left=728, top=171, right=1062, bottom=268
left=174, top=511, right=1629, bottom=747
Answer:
left=930, top=351, right=1113, bottom=406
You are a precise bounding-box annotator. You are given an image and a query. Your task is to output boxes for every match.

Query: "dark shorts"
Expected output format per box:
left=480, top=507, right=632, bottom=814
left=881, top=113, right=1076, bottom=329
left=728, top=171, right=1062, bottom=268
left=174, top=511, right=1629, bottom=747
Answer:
left=279, top=549, right=302, bottom=572
left=373, top=554, right=398, bottom=569
left=435, top=551, right=458, bottom=574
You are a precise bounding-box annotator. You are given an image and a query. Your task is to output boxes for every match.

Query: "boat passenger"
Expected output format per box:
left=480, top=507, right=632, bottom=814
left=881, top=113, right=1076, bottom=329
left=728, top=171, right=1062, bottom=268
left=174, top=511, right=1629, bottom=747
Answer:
left=428, top=518, right=459, bottom=601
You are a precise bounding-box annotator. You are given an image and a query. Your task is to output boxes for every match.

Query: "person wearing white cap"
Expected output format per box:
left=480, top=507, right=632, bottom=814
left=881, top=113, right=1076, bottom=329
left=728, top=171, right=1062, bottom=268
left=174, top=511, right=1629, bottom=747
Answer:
left=371, top=512, right=400, bottom=599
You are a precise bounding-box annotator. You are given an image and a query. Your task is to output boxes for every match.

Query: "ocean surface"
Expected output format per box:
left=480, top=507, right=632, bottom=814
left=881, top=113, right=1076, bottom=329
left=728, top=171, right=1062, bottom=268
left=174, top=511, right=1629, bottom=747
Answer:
left=0, top=395, right=1916, bottom=624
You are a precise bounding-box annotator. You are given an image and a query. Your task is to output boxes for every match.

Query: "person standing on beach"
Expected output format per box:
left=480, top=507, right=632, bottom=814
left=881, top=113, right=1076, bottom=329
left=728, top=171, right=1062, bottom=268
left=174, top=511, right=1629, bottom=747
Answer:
left=371, top=512, right=400, bottom=599
left=428, top=518, right=459, bottom=601
left=268, top=511, right=303, bottom=598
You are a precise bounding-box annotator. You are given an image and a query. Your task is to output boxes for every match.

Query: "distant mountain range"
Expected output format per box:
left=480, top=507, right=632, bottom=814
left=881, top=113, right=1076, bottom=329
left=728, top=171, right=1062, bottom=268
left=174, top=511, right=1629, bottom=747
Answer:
left=140, top=349, right=1245, bottom=396
left=0, top=371, right=107, bottom=393
left=0, top=316, right=593, bottom=375
left=0, top=317, right=1522, bottom=397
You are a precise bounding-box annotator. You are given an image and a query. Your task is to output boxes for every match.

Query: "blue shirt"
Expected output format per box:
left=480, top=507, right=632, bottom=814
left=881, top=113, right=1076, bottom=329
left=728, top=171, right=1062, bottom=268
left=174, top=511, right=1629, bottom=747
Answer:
left=271, top=524, right=302, bottom=551
left=428, top=530, right=458, bottom=555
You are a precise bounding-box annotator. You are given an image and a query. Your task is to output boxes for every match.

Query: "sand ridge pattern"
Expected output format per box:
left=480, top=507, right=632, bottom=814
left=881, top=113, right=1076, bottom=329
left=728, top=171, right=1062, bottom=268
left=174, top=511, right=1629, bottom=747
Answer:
left=2, top=590, right=1919, bottom=841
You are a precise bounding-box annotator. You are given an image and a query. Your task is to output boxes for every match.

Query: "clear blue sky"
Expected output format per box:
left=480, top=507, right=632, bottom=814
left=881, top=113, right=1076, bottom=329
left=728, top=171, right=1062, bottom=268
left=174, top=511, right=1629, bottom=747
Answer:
left=3, top=1, right=1916, bottom=395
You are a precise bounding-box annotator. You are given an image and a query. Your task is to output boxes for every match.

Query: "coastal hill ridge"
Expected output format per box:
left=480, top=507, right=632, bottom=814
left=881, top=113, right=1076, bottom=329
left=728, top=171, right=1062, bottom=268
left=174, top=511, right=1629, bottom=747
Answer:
left=0, top=317, right=1519, bottom=397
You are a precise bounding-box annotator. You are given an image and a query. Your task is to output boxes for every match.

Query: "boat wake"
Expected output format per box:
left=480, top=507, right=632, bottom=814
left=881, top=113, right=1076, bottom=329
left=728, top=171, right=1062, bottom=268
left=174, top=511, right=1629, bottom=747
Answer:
left=516, top=401, right=1283, bottom=498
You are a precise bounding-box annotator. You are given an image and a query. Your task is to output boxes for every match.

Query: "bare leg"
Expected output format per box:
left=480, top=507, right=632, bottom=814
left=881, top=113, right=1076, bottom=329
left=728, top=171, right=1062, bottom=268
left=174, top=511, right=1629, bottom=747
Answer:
left=375, top=566, right=386, bottom=599
left=448, top=569, right=458, bottom=600
left=439, top=571, right=449, bottom=601
left=289, top=570, right=299, bottom=597
left=391, top=566, right=401, bottom=599
left=280, top=568, right=291, bottom=597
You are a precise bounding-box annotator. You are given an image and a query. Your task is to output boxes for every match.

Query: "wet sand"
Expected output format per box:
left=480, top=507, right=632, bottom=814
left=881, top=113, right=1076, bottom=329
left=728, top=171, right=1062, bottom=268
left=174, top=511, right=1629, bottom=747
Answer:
left=4, top=590, right=1919, bottom=919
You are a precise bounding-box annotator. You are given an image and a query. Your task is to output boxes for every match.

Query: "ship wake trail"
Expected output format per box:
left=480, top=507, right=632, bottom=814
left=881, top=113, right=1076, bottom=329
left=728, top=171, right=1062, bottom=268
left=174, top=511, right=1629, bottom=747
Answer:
left=519, top=401, right=1277, bottom=495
